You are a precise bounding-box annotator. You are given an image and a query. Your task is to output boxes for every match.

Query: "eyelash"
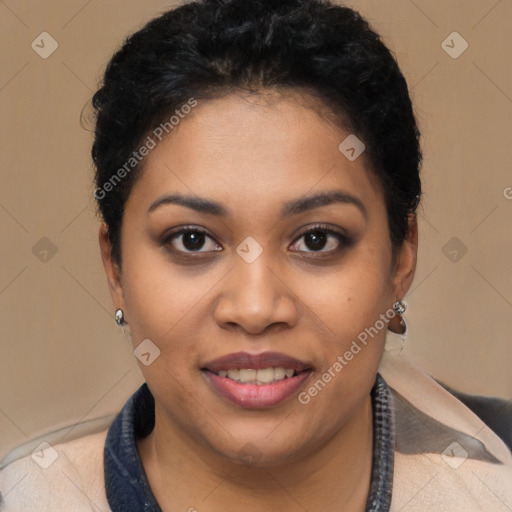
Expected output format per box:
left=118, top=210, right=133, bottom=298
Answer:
left=162, top=224, right=352, bottom=259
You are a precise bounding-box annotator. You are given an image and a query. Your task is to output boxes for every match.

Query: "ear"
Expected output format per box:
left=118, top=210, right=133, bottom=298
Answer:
left=387, top=214, right=418, bottom=334
left=392, top=214, right=418, bottom=297
left=390, top=212, right=418, bottom=294
left=98, top=222, right=125, bottom=309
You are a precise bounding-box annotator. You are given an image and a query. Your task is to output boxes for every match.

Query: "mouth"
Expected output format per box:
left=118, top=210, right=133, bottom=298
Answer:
left=203, top=367, right=309, bottom=384
left=201, top=351, right=313, bottom=408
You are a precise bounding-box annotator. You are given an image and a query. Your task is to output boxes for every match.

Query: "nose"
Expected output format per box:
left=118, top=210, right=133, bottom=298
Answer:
left=213, top=252, right=299, bottom=335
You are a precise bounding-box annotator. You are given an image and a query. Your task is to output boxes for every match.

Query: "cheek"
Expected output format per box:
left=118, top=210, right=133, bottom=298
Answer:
left=119, top=244, right=229, bottom=397
left=295, top=247, right=391, bottom=336
left=295, top=245, right=391, bottom=385
left=293, top=265, right=389, bottom=427
left=120, top=239, right=206, bottom=339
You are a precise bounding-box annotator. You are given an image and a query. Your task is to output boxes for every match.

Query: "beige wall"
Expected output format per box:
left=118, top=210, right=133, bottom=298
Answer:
left=1, top=0, right=511, bottom=459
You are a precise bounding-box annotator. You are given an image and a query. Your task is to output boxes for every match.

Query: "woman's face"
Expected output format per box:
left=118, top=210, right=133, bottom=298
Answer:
left=100, top=90, right=416, bottom=466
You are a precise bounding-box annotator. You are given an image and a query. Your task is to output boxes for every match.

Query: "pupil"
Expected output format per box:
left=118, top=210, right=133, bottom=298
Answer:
left=305, top=230, right=326, bottom=251
left=183, top=232, right=205, bottom=251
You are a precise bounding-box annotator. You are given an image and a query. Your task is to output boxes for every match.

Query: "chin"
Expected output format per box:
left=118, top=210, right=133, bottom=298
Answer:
left=206, top=428, right=314, bottom=468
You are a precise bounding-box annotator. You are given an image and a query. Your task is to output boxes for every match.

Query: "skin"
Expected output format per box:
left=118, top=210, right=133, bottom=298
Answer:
left=99, top=90, right=418, bottom=511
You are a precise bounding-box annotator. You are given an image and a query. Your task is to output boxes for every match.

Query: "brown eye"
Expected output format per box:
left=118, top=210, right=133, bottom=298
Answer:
left=163, top=227, right=221, bottom=254
left=302, top=230, right=329, bottom=251
left=290, top=224, right=351, bottom=255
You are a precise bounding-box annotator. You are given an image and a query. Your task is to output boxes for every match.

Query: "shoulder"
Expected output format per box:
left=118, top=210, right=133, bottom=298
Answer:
left=440, top=381, right=512, bottom=452
left=378, top=352, right=512, bottom=510
left=0, top=428, right=111, bottom=512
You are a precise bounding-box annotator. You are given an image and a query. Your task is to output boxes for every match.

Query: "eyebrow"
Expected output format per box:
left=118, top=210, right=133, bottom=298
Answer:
left=147, top=190, right=367, bottom=220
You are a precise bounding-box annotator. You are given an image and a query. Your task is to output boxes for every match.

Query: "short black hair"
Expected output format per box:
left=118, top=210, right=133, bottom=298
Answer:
left=91, top=0, right=422, bottom=267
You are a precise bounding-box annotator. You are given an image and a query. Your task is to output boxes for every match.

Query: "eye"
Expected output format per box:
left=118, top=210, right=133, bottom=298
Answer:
left=290, top=224, right=351, bottom=255
left=162, top=224, right=352, bottom=257
left=163, top=226, right=221, bottom=254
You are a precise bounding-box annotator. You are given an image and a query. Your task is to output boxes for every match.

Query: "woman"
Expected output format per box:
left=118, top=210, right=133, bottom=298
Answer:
left=1, top=0, right=511, bottom=510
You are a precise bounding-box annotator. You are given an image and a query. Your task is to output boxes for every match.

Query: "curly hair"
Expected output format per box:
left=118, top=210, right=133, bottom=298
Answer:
left=91, top=0, right=422, bottom=267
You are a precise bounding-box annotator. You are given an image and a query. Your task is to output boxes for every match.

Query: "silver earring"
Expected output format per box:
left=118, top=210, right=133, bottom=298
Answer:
left=115, top=308, right=125, bottom=326
left=399, top=314, right=408, bottom=352
left=385, top=300, right=407, bottom=353
left=393, top=300, right=407, bottom=315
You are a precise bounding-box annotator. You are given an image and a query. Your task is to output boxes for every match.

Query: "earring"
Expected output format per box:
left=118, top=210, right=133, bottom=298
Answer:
left=397, top=315, right=407, bottom=352
left=385, top=300, right=408, bottom=353
left=393, top=300, right=407, bottom=315
left=115, top=308, right=125, bottom=326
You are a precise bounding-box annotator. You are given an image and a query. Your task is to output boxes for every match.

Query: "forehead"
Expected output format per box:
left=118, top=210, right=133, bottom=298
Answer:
left=125, top=91, right=385, bottom=220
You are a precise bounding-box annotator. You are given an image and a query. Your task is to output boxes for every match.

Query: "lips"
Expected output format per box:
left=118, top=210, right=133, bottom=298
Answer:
left=202, top=351, right=312, bottom=373
left=201, top=351, right=313, bottom=408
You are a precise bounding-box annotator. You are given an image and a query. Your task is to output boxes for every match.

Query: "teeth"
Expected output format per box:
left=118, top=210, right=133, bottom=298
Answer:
left=227, top=369, right=240, bottom=380
left=237, top=369, right=256, bottom=381
left=274, top=367, right=286, bottom=380
left=256, top=368, right=275, bottom=383
left=216, top=367, right=298, bottom=384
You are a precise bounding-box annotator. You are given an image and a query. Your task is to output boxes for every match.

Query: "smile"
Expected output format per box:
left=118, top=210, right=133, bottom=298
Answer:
left=201, top=351, right=313, bottom=408
left=213, top=367, right=305, bottom=384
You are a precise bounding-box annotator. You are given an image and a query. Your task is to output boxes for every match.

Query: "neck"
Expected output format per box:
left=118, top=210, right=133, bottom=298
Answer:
left=137, top=395, right=374, bottom=512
